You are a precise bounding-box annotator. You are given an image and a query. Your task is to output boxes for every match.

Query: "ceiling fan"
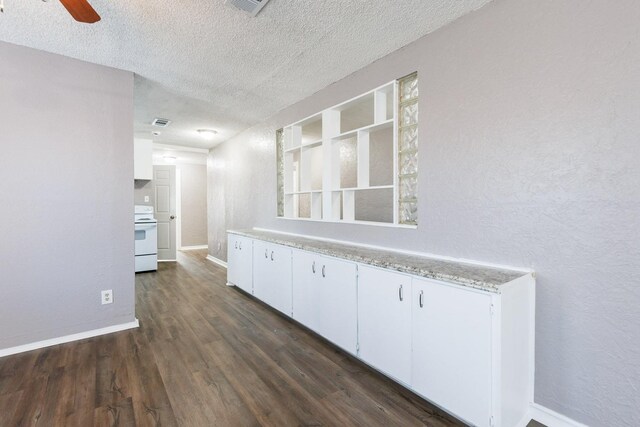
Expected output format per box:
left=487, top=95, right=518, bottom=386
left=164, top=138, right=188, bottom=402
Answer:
left=0, top=0, right=101, bottom=23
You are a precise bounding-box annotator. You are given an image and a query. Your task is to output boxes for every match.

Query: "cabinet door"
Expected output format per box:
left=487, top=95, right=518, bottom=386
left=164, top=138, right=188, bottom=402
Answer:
left=315, top=255, right=358, bottom=354
left=134, top=138, right=153, bottom=180
left=237, top=237, right=253, bottom=292
left=292, top=251, right=357, bottom=353
left=292, top=250, right=320, bottom=331
left=227, top=235, right=252, bottom=293
left=358, top=266, right=411, bottom=385
left=412, top=278, right=493, bottom=427
left=253, top=241, right=292, bottom=316
left=227, top=234, right=240, bottom=286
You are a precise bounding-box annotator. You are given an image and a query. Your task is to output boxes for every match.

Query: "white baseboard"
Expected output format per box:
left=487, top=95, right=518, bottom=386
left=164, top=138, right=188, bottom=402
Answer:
left=206, top=254, right=228, bottom=269
left=158, top=259, right=176, bottom=262
left=528, top=403, right=587, bottom=427
left=181, top=245, right=209, bottom=251
left=0, top=319, right=140, bottom=358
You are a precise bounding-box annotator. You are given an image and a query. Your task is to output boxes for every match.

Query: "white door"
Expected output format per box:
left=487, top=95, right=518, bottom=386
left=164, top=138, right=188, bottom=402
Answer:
left=253, top=241, right=292, bottom=316
left=153, top=165, right=176, bottom=261
left=412, top=278, right=493, bottom=427
left=358, top=265, right=412, bottom=385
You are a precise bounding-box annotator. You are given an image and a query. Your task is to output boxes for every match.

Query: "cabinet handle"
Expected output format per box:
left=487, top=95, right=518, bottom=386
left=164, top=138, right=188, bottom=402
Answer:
left=239, top=242, right=242, bottom=250
left=322, top=265, right=326, bottom=278
left=419, top=290, right=424, bottom=308
left=312, top=261, right=316, bottom=274
left=399, top=284, right=404, bottom=301
left=264, top=249, right=268, bottom=258
left=271, top=251, right=274, bottom=261
left=235, top=241, right=238, bottom=249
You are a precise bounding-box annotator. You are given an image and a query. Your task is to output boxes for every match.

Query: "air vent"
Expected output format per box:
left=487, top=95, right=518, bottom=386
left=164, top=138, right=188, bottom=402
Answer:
left=226, top=0, right=271, bottom=16
left=152, top=118, right=171, bottom=127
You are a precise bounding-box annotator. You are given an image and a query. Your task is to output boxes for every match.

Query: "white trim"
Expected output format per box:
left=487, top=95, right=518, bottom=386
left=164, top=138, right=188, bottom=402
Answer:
left=158, top=259, right=177, bottom=262
left=0, top=319, right=139, bottom=358
left=153, top=143, right=209, bottom=154
left=249, top=227, right=533, bottom=274
left=206, top=254, right=228, bottom=269
left=181, top=245, right=209, bottom=251
left=276, top=216, right=417, bottom=229
left=176, top=168, right=182, bottom=251
left=526, top=403, right=588, bottom=427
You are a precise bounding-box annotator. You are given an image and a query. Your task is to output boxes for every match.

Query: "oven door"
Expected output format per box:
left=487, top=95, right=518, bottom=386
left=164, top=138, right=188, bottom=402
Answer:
left=135, top=223, right=157, bottom=256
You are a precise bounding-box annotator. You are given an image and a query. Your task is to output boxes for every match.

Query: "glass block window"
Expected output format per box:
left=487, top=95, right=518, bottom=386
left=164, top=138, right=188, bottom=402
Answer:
left=276, top=128, right=284, bottom=217
left=397, top=72, right=418, bottom=225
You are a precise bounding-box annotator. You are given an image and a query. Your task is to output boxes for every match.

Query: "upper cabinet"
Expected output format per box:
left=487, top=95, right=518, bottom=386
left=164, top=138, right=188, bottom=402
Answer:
left=134, top=138, right=153, bottom=180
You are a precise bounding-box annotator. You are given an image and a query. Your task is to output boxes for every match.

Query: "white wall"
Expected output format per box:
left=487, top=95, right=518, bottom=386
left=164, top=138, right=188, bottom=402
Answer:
left=207, top=1, right=640, bottom=425
left=179, top=164, right=208, bottom=247
left=153, top=149, right=208, bottom=247
left=0, top=42, right=135, bottom=350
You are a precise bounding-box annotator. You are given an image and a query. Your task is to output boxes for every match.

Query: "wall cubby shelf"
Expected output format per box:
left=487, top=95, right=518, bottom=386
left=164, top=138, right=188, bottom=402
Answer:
left=277, top=73, right=418, bottom=227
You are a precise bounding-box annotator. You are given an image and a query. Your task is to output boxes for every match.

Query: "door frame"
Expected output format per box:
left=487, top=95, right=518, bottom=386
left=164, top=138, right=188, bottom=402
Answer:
left=176, top=168, right=182, bottom=251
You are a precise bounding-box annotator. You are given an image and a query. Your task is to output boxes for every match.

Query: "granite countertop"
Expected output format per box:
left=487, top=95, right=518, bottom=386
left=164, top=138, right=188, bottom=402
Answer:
left=228, top=229, right=531, bottom=294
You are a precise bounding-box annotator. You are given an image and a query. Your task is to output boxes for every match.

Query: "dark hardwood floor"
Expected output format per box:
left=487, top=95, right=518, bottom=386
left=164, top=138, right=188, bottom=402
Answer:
left=0, top=250, right=541, bottom=426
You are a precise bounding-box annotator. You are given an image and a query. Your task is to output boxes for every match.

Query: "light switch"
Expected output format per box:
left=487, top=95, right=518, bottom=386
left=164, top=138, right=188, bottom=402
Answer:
left=144, top=196, right=150, bottom=202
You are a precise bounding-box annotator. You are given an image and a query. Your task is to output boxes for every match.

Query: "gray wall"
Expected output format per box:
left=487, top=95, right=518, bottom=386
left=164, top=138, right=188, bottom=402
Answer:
left=207, top=1, right=640, bottom=425
left=134, top=179, right=154, bottom=206
left=0, top=42, right=135, bottom=350
left=180, top=164, right=208, bottom=247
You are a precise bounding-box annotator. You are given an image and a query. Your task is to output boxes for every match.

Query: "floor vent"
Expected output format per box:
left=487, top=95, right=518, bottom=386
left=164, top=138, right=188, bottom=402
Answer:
left=226, top=0, right=271, bottom=16
left=152, top=118, right=171, bottom=127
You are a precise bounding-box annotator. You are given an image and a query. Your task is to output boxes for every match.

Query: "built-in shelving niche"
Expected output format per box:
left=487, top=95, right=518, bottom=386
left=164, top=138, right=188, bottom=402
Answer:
left=278, top=73, right=418, bottom=227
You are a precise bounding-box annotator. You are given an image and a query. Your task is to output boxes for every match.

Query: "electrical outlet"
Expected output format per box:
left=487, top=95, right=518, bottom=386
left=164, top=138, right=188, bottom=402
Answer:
left=101, top=290, right=113, bottom=305
left=144, top=196, right=150, bottom=203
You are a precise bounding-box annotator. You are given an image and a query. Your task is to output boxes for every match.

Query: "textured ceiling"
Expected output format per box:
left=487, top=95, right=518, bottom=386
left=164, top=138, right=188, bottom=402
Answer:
left=0, top=0, right=493, bottom=149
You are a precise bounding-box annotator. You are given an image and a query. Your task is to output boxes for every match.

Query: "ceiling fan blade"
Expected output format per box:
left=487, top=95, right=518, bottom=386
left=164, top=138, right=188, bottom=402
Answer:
left=58, top=0, right=101, bottom=23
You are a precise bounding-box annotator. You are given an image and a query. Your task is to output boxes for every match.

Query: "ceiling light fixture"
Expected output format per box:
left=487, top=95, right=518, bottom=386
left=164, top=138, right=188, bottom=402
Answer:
left=197, top=129, right=218, bottom=140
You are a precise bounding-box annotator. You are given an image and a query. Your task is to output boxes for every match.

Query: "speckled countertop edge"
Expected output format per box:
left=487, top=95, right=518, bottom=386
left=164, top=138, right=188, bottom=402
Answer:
left=229, top=229, right=531, bottom=294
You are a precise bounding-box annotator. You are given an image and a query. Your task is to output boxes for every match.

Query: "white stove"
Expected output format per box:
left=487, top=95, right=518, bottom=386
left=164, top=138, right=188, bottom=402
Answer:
left=135, top=205, right=157, bottom=272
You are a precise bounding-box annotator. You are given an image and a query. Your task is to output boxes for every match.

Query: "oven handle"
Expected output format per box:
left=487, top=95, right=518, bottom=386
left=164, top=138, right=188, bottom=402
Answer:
left=135, top=224, right=157, bottom=230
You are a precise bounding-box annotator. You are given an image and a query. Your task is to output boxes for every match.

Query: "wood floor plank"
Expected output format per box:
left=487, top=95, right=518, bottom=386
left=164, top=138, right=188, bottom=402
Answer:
left=0, top=350, right=37, bottom=395
left=95, top=334, right=132, bottom=407
left=94, top=396, right=136, bottom=427
left=7, top=371, right=49, bottom=426
left=124, top=331, right=178, bottom=427
left=0, top=249, right=476, bottom=427
left=0, top=390, right=24, bottom=423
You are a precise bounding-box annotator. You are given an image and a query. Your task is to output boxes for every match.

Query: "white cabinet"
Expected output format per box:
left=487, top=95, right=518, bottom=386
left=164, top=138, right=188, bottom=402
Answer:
left=357, top=266, right=412, bottom=385
left=412, top=277, right=493, bottom=427
left=134, top=138, right=153, bottom=180
left=253, top=241, right=292, bottom=316
left=292, top=250, right=358, bottom=354
left=227, top=235, right=253, bottom=293
left=226, top=231, right=534, bottom=427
